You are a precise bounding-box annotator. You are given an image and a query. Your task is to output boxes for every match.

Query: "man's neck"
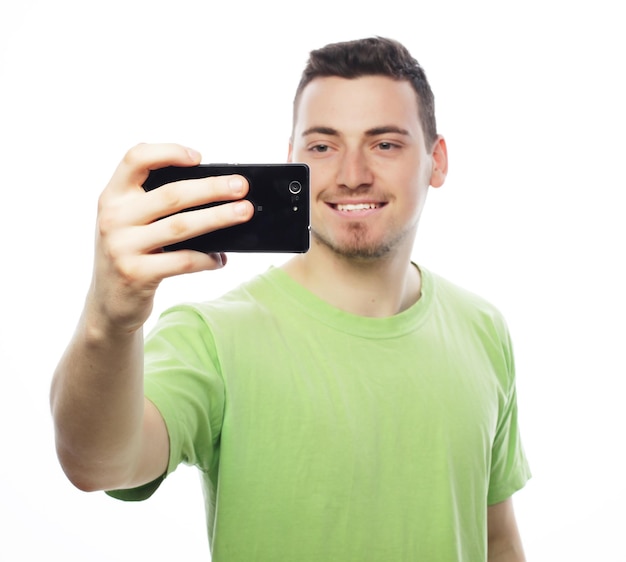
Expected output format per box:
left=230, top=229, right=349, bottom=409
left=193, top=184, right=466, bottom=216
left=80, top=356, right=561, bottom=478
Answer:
left=281, top=245, right=422, bottom=318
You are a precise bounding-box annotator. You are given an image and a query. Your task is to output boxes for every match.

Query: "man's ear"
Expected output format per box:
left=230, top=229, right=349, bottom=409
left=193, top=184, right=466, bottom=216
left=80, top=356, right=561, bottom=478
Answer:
left=429, top=135, right=448, bottom=188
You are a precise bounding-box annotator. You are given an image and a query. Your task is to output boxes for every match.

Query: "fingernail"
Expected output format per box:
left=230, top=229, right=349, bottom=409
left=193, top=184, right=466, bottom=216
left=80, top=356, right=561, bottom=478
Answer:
left=229, top=177, right=244, bottom=194
left=234, top=201, right=249, bottom=216
left=186, top=147, right=201, bottom=161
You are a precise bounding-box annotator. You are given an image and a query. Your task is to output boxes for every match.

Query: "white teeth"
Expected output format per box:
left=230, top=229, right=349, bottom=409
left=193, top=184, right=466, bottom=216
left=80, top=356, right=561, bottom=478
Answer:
left=336, top=203, right=378, bottom=212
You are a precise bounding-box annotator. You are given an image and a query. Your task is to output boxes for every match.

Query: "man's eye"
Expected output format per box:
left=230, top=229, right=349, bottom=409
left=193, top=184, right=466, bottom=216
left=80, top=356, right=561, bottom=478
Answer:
left=311, top=144, right=329, bottom=153
left=378, top=142, right=395, bottom=150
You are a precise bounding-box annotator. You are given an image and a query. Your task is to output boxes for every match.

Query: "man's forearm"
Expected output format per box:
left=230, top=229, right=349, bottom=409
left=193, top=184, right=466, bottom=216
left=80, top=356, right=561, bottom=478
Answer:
left=50, top=308, right=146, bottom=491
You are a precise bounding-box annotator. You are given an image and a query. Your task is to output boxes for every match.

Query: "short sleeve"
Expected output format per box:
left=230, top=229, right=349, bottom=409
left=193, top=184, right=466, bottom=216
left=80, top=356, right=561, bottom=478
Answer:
left=106, top=305, right=225, bottom=501
left=487, top=330, right=531, bottom=505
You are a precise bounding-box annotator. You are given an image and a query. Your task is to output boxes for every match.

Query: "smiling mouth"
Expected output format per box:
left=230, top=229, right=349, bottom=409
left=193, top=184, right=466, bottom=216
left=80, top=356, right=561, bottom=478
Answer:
left=331, top=203, right=385, bottom=212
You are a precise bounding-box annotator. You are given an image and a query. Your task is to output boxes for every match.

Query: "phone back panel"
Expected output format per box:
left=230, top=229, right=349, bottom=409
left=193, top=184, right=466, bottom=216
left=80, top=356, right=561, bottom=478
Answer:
left=143, top=164, right=310, bottom=253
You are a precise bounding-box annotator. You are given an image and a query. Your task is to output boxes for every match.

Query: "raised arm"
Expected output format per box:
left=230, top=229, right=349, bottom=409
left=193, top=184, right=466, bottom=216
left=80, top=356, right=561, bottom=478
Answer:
left=50, top=143, right=253, bottom=492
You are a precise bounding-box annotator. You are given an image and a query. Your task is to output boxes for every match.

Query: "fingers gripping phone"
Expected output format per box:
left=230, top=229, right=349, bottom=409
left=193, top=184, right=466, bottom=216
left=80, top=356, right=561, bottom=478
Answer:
left=142, top=163, right=310, bottom=253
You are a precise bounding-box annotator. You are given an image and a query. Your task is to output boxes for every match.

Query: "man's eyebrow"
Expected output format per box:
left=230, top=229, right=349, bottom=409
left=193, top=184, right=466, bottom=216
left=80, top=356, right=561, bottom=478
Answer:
left=300, top=125, right=412, bottom=138
left=301, top=126, right=339, bottom=137
left=365, top=125, right=411, bottom=137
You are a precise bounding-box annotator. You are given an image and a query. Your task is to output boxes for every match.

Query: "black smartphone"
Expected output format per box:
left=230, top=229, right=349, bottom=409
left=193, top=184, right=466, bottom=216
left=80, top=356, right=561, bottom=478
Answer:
left=142, top=163, right=310, bottom=253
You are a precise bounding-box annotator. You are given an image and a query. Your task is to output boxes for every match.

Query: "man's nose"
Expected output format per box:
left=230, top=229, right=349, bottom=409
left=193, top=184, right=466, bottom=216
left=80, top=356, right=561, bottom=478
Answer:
left=336, top=150, right=374, bottom=190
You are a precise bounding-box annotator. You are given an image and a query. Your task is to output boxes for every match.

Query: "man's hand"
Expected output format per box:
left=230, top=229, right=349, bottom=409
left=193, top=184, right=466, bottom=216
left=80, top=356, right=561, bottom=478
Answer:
left=90, top=142, right=254, bottom=335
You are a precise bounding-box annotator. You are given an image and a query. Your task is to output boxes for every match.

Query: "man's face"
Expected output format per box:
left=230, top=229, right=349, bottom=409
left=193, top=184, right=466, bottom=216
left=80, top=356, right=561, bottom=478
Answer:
left=289, top=75, right=446, bottom=261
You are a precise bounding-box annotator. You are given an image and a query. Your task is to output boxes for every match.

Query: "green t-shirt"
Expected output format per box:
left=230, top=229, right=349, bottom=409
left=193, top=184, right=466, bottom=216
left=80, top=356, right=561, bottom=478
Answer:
left=109, top=266, right=530, bottom=561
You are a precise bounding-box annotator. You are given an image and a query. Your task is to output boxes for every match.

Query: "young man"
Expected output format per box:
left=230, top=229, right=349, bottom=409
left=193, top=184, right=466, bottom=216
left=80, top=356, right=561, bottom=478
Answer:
left=51, top=37, right=530, bottom=561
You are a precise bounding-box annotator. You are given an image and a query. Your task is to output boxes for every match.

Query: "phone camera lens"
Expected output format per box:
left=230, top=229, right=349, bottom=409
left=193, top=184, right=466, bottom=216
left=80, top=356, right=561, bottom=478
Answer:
left=289, top=181, right=302, bottom=194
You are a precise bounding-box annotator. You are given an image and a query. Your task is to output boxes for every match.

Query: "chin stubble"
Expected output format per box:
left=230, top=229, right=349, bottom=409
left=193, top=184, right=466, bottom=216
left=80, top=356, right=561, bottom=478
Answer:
left=311, top=223, right=398, bottom=260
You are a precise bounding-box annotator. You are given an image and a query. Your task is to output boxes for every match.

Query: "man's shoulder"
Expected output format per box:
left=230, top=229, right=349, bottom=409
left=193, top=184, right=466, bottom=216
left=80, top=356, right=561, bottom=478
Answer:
left=424, top=268, right=508, bottom=329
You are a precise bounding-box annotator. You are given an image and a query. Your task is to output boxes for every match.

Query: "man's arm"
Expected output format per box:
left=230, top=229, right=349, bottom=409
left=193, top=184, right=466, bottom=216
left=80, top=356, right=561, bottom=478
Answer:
left=50, top=317, right=170, bottom=492
left=487, top=498, right=526, bottom=561
left=50, top=143, right=253, bottom=492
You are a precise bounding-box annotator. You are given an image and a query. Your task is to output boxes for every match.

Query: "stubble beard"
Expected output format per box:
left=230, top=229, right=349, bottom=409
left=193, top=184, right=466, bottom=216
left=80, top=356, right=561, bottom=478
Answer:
left=311, top=221, right=410, bottom=261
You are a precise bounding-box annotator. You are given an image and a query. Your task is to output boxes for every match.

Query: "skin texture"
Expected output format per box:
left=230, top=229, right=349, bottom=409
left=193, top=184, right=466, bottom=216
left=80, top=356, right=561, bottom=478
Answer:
left=50, top=76, right=525, bottom=559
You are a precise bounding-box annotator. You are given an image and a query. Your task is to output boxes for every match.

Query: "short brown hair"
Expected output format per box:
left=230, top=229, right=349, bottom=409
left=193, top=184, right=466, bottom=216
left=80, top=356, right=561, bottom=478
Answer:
left=293, top=37, right=438, bottom=149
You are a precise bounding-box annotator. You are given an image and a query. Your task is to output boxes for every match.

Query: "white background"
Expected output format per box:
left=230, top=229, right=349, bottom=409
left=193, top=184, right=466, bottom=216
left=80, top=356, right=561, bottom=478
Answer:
left=1, top=1, right=624, bottom=560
